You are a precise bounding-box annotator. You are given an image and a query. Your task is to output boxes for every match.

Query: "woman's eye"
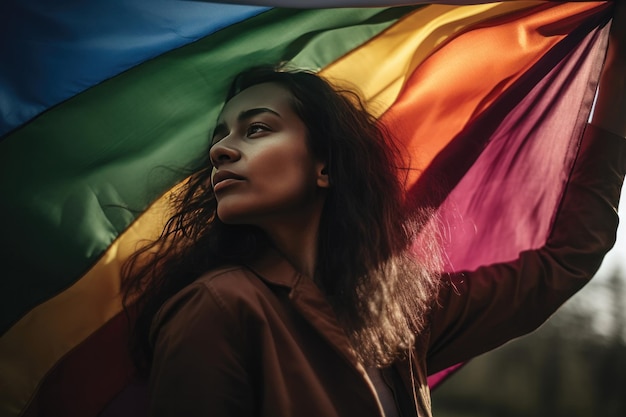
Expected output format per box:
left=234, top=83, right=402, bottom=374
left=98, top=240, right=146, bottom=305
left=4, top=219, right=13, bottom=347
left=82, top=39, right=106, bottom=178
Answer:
left=247, top=123, right=269, bottom=136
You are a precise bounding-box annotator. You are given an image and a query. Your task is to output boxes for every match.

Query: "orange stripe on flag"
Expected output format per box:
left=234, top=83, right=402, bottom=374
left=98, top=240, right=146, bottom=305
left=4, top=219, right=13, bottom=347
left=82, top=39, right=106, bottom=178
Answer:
left=382, top=1, right=604, bottom=188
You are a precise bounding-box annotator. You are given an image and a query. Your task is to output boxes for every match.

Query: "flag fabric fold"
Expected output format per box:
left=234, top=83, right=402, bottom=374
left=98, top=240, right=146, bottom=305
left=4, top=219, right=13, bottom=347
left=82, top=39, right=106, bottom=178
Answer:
left=0, top=1, right=613, bottom=416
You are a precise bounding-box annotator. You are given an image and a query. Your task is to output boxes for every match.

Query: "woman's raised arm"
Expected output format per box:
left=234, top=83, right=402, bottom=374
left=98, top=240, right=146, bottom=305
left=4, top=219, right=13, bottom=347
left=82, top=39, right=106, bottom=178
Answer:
left=426, top=0, right=626, bottom=375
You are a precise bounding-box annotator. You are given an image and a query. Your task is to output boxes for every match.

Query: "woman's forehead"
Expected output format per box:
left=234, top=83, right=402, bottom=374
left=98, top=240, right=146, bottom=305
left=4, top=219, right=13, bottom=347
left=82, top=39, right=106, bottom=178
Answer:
left=218, top=82, right=294, bottom=123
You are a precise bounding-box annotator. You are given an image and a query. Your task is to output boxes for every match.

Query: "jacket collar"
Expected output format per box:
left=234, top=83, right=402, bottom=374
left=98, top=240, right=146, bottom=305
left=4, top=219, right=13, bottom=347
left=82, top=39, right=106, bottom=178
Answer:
left=245, top=248, right=397, bottom=416
left=245, top=248, right=364, bottom=371
left=246, top=248, right=426, bottom=416
left=244, top=247, right=302, bottom=289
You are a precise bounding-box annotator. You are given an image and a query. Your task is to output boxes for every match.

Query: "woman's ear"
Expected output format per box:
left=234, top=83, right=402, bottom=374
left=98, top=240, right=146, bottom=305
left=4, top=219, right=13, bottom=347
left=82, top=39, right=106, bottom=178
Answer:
left=316, top=163, right=330, bottom=188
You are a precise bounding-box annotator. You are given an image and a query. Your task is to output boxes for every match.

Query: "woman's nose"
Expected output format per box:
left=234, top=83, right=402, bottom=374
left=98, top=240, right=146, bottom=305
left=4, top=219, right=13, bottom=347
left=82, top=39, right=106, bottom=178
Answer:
left=210, top=140, right=241, bottom=167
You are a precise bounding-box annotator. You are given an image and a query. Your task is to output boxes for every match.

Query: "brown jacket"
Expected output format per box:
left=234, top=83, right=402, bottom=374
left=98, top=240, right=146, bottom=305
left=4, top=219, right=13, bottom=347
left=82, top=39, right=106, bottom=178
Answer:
left=148, top=124, right=625, bottom=417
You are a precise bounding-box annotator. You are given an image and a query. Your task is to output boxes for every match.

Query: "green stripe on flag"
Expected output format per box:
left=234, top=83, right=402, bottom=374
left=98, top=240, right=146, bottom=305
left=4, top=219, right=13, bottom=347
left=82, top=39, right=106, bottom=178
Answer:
left=0, top=6, right=420, bottom=331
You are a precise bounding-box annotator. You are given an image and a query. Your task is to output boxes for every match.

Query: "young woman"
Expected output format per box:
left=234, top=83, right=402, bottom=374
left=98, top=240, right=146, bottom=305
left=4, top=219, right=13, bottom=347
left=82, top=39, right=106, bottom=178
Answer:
left=122, top=4, right=626, bottom=416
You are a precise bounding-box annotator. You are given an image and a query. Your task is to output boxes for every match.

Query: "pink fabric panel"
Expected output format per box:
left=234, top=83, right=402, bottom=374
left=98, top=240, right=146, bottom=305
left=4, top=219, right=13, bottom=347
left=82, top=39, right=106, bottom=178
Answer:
left=425, top=13, right=611, bottom=388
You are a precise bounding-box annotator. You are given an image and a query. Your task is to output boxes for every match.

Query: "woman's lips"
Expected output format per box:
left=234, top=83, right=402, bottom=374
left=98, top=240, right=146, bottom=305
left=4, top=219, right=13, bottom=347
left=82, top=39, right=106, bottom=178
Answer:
left=212, top=170, right=245, bottom=192
left=213, top=178, right=243, bottom=193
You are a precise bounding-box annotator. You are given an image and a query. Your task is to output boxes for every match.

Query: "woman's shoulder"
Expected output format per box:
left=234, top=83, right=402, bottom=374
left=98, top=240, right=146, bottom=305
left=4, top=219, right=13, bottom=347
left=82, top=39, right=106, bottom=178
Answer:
left=151, top=251, right=301, bottom=338
left=149, top=265, right=270, bottom=340
left=170, top=264, right=267, bottom=309
left=196, top=264, right=256, bottom=288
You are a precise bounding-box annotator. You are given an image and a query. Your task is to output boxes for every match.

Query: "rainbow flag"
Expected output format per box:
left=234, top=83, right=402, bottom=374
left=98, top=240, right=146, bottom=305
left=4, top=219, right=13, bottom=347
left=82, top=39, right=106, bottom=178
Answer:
left=0, top=1, right=613, bottom=416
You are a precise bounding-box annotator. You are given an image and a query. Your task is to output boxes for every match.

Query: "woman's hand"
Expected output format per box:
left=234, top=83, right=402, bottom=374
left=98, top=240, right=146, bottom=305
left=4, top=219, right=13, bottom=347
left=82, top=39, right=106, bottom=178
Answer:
left=590, top=0, right=626, bottom=137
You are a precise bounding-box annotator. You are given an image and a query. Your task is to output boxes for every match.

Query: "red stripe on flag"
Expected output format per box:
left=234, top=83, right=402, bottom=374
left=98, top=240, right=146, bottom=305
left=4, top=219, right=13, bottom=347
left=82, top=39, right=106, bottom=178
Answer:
left=23, top=313, right=140, bottom=417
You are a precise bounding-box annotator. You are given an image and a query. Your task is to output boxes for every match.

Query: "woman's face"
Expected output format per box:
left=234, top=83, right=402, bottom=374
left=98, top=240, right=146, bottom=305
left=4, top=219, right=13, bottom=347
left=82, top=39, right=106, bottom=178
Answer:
left=209, top=82, right=328, bottom=228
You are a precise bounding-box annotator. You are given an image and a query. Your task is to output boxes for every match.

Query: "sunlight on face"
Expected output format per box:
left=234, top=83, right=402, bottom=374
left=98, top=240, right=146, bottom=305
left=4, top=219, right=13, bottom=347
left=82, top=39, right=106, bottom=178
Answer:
left=209, top=82, right=328, bottom=229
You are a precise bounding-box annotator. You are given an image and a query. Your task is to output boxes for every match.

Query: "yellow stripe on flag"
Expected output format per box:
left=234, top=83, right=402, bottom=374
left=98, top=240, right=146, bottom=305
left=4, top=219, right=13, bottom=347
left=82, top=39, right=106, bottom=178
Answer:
left=320, top=2, right=542, bottom=117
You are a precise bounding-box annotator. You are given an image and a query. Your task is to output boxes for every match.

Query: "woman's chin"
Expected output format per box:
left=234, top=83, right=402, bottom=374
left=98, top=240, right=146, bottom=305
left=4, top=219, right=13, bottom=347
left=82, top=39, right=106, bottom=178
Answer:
left=216, top=213, right=241, bottom=225
left=216, top=207, right=250, bottom=225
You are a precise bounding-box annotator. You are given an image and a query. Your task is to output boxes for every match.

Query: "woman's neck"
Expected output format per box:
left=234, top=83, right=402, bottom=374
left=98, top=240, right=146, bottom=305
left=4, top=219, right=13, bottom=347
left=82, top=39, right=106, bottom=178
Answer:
left=261, top=200, right=324, bottom=279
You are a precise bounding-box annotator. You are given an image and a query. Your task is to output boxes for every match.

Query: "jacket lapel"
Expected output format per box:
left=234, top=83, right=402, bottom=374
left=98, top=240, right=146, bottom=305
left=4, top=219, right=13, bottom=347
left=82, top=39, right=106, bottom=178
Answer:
left=246, top=249, right=386, bottom=416
left=245, top=249, right=361, bottom=369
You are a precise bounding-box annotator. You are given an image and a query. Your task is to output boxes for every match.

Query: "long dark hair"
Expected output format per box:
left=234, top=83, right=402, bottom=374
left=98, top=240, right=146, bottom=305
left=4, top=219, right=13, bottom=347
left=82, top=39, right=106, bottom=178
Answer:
left=122, top=66, right=441, bottom=372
